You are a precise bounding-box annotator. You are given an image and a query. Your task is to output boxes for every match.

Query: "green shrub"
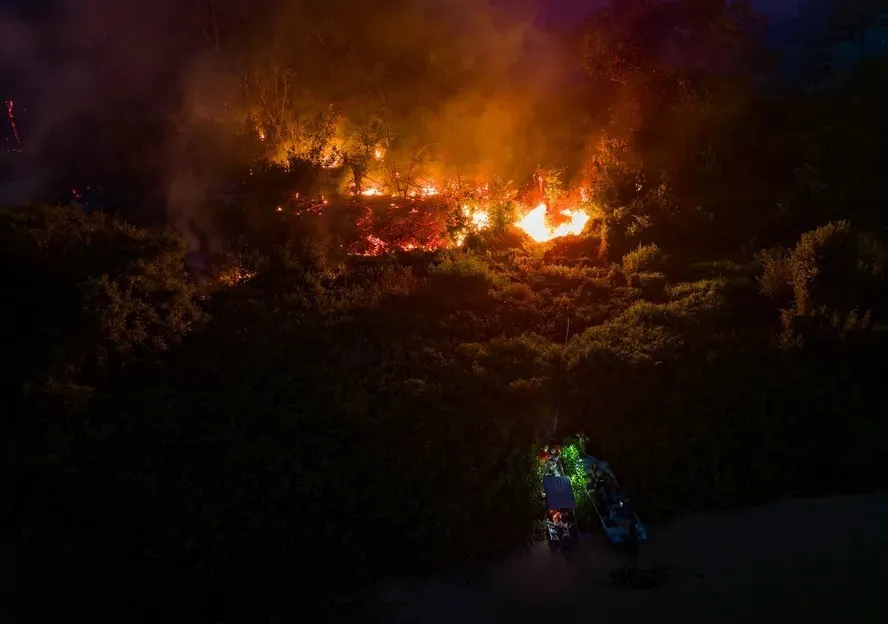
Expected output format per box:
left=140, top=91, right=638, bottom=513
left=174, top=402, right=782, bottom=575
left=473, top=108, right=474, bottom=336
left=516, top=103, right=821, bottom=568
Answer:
left=792, top=222, right=885, bottom=314
left=621, top=243, right=665, bottom=274
left=607, top=264, right=628, bottom=287
left=636, top=272, right=667, bottom=300
left=756, top=247, right=793, bottom=306
left=0, top=205, right=205, bottom=386
left=430, top=251, right=505, bottom=287
left=501, top=282, right=535, bottom=301
left=761, top=222, right=888, bottom=348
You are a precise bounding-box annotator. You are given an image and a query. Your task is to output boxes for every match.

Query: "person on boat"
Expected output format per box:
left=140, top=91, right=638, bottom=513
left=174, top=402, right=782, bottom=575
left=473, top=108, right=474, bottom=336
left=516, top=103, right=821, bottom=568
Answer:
left=628, top=519, right=638, bottom=541
left=549, top=444, right=563, bottom=475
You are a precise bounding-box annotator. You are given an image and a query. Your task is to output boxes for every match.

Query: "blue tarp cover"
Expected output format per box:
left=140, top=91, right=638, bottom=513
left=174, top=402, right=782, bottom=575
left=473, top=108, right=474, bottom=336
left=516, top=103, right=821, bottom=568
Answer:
left=543, top=476, right=576, bottom=510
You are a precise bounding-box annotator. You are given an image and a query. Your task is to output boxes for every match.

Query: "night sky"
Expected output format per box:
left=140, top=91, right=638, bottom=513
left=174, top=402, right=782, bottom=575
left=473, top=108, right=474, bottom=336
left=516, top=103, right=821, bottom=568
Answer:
left=539, top=0, right=803, bottom=27
left=0, top=0, right=807, bottom=24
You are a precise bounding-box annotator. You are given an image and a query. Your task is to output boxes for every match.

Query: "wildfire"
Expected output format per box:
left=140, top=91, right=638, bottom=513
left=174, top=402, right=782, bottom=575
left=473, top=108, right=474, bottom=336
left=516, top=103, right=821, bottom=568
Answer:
left=352, top=235, right=389, bottom=256
left=407, top=184, right=439, bottom=198
left=374, top=146, right=385, bottom=160
left=354, top=183, right=439, bottom=198
left=471, top=209, right=490, bottom=229
left=461, top=204, right=490, bottom=230
left=280, top=171, right=593, bottom=255
left=322, top=153, right=344, bottom=168
left=515, top=203, right=590, bottom=243
left=451, top=204, right=491, bottom=247
left=216, top=266, right=257, bottom=287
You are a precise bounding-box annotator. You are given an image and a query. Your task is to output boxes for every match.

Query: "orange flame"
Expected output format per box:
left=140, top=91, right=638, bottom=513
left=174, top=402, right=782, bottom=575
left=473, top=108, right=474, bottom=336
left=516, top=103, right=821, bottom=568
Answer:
left=515, top=203, right=589, bottom=243
left=452, top=204, right=492, bottom=247
left=407, top=184, right=439, bottom=198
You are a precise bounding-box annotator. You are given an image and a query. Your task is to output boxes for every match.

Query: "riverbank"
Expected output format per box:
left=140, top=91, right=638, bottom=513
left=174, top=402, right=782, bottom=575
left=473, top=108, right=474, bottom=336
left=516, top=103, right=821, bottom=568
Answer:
left=384, top=490, right=888, bottom=623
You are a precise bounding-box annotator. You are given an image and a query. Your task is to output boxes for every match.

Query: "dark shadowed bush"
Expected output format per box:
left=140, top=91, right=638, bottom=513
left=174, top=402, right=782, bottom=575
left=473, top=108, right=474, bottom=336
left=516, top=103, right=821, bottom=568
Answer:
left=0, top=205, right=204, bottom=389
left=758, top=222, right=888, bottom=347
left=757, top=247, right=794, bottom=307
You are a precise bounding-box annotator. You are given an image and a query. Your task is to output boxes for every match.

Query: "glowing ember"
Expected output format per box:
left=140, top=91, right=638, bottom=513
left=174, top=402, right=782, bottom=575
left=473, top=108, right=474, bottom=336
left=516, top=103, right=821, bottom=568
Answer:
left=257, top=128, right=266, bottom=142
left=515, top=203, right=590, bottom=243
left=5, top=100, right=21, bottom=148
left=407, top=184, right=438, bottom=198
left=374, top=147, right=385, bottom=160
left=322, top=153, right=343, bottom=168
left=216, top=266, right=257, bottom=287
left=352, top=235, right=388, bottom=256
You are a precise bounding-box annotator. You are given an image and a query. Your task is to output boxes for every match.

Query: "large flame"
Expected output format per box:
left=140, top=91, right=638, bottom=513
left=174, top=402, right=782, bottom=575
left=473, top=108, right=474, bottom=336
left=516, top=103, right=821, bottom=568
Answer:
left=515, top=203, right=589, bottom=243
left=279, top=175, right=593, bottom=258
left=408, top=184, right=439, bottom=198
left=471, top=208, right=490, bottom=229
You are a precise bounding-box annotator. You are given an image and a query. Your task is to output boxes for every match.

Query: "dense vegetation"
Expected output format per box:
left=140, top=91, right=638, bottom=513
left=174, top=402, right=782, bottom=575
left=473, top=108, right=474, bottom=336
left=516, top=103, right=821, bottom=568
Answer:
left=7, top=0, right=888, bottom=622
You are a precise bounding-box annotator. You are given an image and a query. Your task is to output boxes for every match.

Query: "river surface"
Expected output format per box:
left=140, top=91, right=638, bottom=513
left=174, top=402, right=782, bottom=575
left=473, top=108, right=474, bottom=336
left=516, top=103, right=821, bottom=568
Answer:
left=383, top=491, right=888, bottom=623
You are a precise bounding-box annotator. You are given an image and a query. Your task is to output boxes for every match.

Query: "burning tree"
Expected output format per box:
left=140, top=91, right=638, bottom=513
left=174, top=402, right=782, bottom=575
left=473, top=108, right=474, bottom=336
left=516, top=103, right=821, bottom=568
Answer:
left=239, top=61, right=300, bottom=158
left=340, top=111, right=387, bottom=195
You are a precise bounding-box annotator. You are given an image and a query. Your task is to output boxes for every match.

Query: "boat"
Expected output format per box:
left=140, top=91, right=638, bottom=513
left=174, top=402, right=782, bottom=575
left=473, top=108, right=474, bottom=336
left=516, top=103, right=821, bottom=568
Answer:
left=541, top=475, right=579, bottom=548
left=582, top=455, right=647, bottom=545
left=538, top=439, right=647, bottom=546
left=539, top=445, right=579, bottom=548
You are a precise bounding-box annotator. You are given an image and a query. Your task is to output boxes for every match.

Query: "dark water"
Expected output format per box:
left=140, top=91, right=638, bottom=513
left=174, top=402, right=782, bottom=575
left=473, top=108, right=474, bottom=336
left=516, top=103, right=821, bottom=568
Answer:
left=383, top=491, right=888, bottom=623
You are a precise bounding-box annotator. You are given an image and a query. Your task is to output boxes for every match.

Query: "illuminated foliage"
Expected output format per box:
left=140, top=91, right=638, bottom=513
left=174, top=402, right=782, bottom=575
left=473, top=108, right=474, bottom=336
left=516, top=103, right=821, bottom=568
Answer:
left=559, top=443, right=589, bottom=506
